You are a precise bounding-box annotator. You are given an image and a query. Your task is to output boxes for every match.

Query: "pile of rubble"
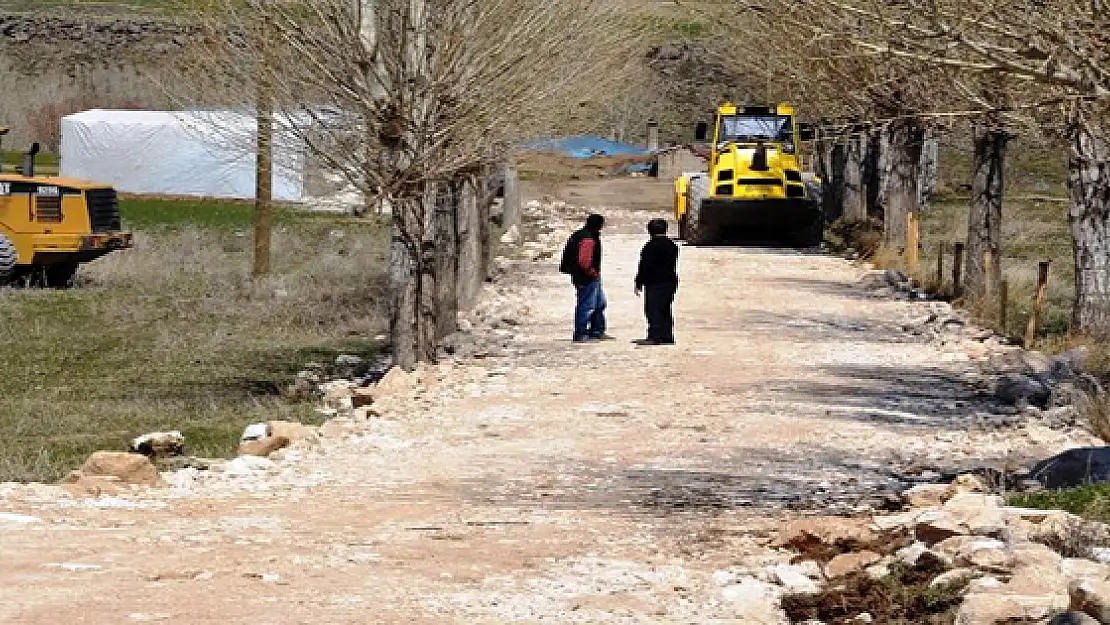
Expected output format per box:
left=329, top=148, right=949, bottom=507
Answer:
left=711, top=474, right=1110, bottom=623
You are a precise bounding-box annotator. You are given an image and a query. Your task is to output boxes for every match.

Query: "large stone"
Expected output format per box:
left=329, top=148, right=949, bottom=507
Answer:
left=62, top=474, right=123, bottom=497
left=930, top=567, right=980, bottom=588
left=1011, top=542, right=1063, bottom=570
left=129, top=431, right=185, bottom=458
left=267, top=421, right=318, bottom=444
left=996, top=373, right=1051, bottom=408
left=79, top=451, right=164, bottom=487
left=1028, top=511, right=1110, bottom=554
left=375, top=366, right=419, bottom=396
left=238, top=436, right=290, bottom=458
left=1029, top=447, right=1110, bottom=489
left=914, top=510, right=969, bottom=545
left=897, top=542, right=951, bottom=568
left=1070, top=578, right=1110, bottom=622
left=902, top=483, right=952, bottom=508
left=773, top=517, right=877, bottom=551
left=1061, top=558, right=1110, bottom=583
left=720, top=580, right=788, bottom=623
left=825, top=551, right=881, bottom=578
left=957, top=566, right=1070, bottom=624
left=769, top=564, right=821, bottom=594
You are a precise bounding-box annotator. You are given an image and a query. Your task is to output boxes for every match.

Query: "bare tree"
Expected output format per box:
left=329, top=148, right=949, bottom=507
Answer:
left=188, top=0, right=632, bottom=368
left=770, top=0, right=1110, bottom=331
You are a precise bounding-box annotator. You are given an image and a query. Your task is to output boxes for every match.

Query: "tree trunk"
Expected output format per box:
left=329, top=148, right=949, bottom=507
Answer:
left=1067, top=116, right=1110, bottom=333
left=435, top=181, right=459, bottom=340
left=865, top=127, right=886, bottom=221
left=919, top=128, right=939, bottom=214
left=842, top=129, right=867, bottom=221
left=417, top=183, right=438, bottom=363
left=478, top=169, right=493, bottom=279
left=882, top=120, right=924, bottom=249
left=389, top=194, right=421, bottom=370
left=966, top=122, right=1008, bottom=297
left=818, top=138, right=846, bottom=222
left=456, top=175, right=483, bottom=309
left=502, top=166, right=521, bottom=229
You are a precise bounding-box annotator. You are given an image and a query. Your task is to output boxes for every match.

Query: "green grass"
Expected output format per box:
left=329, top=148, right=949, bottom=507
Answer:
left=0, top=196, right=390, bottom=482
left=1009, top=485, right=1110, bottom=523
left=116, top=196, right=355, bottom=231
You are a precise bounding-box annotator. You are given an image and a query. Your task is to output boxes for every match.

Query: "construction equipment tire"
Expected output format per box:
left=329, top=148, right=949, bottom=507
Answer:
left=684, top=175, right=717, bottom=245
left=789, top=180, right=825, bottom=248
left=0, top=233, right=15, bottom=284
left=43, top=262, right=79, bottom=289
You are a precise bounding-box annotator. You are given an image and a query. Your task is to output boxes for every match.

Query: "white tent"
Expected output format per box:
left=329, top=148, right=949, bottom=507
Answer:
left=59, top=109, right=307, bottom=202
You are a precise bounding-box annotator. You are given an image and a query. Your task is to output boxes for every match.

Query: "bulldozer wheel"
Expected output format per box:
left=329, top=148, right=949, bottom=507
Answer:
left=43, top=263, right=79, bottom=289
left=684, top=176, right=716, bottom=245
left=789, top=180, right=825, bottom=248
left=0, top=233, right=15, bottom=284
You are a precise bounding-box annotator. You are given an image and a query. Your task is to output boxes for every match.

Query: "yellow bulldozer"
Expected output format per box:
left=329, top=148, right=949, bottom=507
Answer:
left=0, top=127, right=132, bottom=287
left=673, top=102, right=823, bottom=246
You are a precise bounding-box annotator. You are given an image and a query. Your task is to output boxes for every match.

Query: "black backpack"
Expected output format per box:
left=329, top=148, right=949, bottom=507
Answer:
left=559, top=231, right=580, bottom=275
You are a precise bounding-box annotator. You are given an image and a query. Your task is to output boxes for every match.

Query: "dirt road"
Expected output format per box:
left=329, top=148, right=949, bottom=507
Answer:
left=0, top=179, right=1095, bottom=623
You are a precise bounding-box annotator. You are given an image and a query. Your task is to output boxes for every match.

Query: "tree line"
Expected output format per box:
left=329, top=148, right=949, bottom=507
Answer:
left=177, top=0, right=633, bottom=369
left=686, top=0, right=1110, bottom=336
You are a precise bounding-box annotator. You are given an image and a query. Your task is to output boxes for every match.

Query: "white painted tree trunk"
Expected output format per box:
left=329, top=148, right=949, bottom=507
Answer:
left=1067, top=116, right=1110, bottom=332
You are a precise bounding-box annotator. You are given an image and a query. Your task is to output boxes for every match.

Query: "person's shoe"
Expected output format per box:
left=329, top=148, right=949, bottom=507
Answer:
left=633, top=338, right=658, bottom=346
left=592, top=333, right=617, bottom=341
left=573, top=336, right=598, bottom=343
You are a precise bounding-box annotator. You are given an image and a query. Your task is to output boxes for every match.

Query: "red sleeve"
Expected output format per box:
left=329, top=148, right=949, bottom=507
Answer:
left=577, top=238, right=598, bottom=278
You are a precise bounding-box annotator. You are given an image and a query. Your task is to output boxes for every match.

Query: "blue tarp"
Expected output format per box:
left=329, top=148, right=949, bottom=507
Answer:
left=523, top=135, right=652, bottom=159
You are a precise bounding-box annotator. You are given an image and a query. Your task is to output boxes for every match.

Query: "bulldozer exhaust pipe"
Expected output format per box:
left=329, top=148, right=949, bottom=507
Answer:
left=750, top=142, right=770, bottom=172
left=22, top=142, right=39, bottom=178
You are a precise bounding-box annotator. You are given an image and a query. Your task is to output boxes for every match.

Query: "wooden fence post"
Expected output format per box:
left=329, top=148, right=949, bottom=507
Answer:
left=1024, top=260, right=1051, bottom=347
left=935, top=242, right=945, bottom=292
left=953, top=243, right=965, bottom=297
left=906, top=211, right=920, bottom=277
left=1000, top=279, right=1009, bottom=333
left=981, top=249, right=994, bottom=298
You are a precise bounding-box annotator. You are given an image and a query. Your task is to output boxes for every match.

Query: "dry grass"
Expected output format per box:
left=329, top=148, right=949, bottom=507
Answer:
left=0, top=198, right=390, bottom=482
left=921, top=142, right=1075, bottom=343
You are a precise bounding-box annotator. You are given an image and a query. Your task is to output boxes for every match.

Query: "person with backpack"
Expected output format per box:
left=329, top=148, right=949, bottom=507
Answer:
left=559, top=213, right=612, bottom=342
left=634, top=218, right=679, bottom=345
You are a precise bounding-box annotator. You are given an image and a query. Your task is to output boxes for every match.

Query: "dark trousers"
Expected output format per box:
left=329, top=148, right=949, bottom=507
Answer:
left=644, top=283, right=676, bottom=343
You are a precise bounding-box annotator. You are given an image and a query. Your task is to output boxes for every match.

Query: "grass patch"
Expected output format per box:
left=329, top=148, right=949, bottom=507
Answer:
left=920, top=141, right=1075, bottom=342
left=0, top=196, right=390, bottom=482
left=1009, top=485, right=1110, bottom=524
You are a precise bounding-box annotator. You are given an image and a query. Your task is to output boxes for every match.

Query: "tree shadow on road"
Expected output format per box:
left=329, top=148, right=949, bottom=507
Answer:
left=765, top=363, right=1000, bottom=429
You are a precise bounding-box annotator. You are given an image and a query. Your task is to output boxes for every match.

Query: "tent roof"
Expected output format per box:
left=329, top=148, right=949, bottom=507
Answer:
left=62, top=109, right=256, bottom=126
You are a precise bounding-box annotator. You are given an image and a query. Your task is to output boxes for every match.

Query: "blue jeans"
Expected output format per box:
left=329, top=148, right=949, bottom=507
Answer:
left=573, top=278, right=607, bottom=340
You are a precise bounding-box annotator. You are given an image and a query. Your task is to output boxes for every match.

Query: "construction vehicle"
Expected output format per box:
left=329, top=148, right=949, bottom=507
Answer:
left=0, top=127, right=132, bottom=287
left=673, top=102, right=823, bottom=246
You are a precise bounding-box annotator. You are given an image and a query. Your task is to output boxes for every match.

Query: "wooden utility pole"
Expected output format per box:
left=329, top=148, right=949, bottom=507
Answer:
left=253, top=1, right=274, bottom=277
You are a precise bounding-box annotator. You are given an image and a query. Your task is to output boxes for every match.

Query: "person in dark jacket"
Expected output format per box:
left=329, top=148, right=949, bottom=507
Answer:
left=634, top=218, right=679, bottom=345
left=560, top=213, right=611, bottom=342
